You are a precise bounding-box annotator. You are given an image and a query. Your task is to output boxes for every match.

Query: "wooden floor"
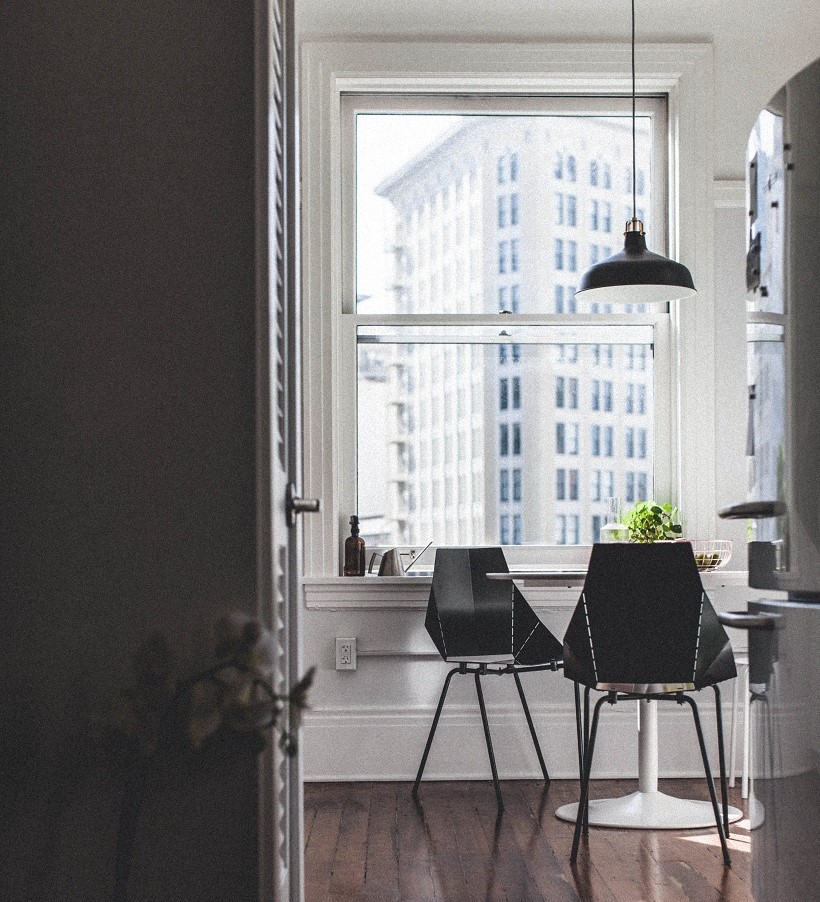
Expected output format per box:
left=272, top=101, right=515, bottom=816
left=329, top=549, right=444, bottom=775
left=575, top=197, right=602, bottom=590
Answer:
left=304, top=780, right=754, bottom=902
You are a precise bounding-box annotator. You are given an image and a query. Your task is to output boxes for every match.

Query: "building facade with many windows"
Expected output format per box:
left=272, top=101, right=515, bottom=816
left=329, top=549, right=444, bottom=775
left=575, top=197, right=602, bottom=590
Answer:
left=369, top=114, right=654, bottom=546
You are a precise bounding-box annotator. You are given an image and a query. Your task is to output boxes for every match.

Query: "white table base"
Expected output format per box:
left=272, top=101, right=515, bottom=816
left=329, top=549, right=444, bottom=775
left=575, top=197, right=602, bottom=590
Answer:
left=555, top=790, right=742, bottom=829
left=556, top=698, right=743, bottom=830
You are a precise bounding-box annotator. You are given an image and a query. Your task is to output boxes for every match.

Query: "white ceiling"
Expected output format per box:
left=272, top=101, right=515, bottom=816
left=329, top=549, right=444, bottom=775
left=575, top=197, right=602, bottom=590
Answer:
left=296, top=0, right=820, bottom=178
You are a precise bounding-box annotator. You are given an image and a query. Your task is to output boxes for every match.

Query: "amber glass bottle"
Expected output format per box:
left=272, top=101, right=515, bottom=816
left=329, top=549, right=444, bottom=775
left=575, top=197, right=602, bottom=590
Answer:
left=343, top=515, right=366, bottom=576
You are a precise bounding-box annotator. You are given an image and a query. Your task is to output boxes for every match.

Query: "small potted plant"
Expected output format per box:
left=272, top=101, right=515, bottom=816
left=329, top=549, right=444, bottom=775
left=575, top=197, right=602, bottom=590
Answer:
left=622, top=500, right=683, bottom=543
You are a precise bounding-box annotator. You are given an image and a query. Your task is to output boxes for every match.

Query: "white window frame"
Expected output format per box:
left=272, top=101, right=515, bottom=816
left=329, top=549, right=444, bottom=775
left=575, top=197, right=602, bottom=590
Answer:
left=301, top=41, right=715, bottom=577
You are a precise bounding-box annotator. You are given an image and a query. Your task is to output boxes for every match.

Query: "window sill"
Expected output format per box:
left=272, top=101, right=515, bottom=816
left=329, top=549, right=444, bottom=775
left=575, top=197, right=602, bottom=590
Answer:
left=302, top=570, right=752, bottom=610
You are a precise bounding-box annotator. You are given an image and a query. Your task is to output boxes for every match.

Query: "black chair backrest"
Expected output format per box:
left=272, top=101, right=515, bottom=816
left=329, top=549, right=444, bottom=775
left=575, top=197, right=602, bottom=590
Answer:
left=425, top=546, right=563, bottom=666
left=425, top=547, right=513, bottom=659
left=564, top=543, right=735, bottom=688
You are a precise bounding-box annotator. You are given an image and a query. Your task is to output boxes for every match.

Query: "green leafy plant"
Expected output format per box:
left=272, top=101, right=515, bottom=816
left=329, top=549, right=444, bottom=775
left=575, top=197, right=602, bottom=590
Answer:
left=622, top=501, right=683, bottom=543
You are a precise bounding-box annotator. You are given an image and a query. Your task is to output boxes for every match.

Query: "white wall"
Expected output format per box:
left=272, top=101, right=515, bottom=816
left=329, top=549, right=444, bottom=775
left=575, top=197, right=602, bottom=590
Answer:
left=297, top=0, right=820, bottom=179
left=296, top=2, right=814, bottom=781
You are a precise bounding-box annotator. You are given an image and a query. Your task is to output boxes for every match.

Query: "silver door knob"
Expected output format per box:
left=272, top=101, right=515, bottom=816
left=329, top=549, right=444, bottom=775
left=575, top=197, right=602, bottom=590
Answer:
left=286, top=482, right=320, bottom=528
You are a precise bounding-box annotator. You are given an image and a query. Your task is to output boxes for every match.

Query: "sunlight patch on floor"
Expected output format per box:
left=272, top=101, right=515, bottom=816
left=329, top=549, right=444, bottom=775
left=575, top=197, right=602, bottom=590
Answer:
left=679, top=831, right=751, bottom=853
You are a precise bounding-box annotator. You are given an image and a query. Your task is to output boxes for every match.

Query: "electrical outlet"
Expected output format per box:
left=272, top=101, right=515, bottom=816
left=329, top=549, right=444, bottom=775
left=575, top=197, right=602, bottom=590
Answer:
left=335, top=637, right=357, bottom=670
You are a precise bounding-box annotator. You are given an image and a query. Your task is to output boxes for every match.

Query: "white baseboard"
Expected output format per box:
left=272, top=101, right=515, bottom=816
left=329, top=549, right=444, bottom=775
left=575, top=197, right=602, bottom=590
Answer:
left=303, top=698, right=730, bottom=782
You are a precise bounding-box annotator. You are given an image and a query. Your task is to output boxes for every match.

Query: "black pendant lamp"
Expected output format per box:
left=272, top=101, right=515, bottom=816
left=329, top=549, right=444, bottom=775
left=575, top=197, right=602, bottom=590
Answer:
left=575, top=0, right=696, bottom=304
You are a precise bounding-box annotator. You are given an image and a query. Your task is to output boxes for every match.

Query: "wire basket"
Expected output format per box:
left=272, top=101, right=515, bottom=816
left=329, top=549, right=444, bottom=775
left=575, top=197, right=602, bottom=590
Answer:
left=689, top=540, right=733, bottom=572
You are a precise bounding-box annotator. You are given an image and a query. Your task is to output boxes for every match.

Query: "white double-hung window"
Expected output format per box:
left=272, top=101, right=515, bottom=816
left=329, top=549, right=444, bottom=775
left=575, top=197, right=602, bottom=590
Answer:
left=302, top=42, right=715, bottom=575
left=342, top=92, right=670, bottom=556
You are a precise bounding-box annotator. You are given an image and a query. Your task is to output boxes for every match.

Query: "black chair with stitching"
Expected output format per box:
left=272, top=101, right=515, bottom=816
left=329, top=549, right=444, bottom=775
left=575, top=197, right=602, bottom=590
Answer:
left=412, top=547, right=564, bottom=812
left=564, top=542, right=736, bottom=866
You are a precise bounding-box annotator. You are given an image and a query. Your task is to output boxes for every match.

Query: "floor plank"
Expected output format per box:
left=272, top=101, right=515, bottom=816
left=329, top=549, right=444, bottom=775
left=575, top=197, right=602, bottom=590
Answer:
left=304, top=780, right=754, bottom=902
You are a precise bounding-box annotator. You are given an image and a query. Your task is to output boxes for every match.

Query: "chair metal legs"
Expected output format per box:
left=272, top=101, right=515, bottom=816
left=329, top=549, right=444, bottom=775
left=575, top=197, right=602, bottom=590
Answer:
left=571, top=694, right=609, bottom=863
left=712, top=684, right=730, bottom=837
left=412, top=666, right=459, bottom=798
left=474, top=671, right=504, bottom=811
left=513, top=671, right=549, bottom=783
left=680, top=694, right=731, bottom=867
left=414, top=664, right=555, bottom=813
left=573, top=682, right=584, bottom=783
left=570, top=691, right=731, bottom=869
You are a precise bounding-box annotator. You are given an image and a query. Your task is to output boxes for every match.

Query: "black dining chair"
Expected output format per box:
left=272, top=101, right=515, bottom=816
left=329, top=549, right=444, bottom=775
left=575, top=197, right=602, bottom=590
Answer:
left=563, top=542, right=737, bottom=866
left=412, top=547, right=564, bottom=812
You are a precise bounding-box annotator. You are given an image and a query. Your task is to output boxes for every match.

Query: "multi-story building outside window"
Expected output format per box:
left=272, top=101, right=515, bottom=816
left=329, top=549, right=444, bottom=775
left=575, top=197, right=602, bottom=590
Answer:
left=603, top=163, right=612, bottom=189
left=510, top=192, right=520, bottom=225
left=626, top=383, right=635, bottom=413
left=603, top=425, right=614, bottom=457
left=512, top=468, right=522, bottom=502
left=626, top=470, right=636, bottom=502
left=512, top=376, right=521, bottom=409
left=590, top=159, right=599, bottom=186
left=351, top=98, right=660, bottom=548
left=556, top=467, right=566, bottom=500
left=591, top=199, right=600, bottom=230
left=566, top=195, right=577, bottom=226
left=510, top=238, right=520, bottom=272
left=556, top=514, right=580, bottom=545
left=568, top=377, right=579, bottom=409
left=626, top=426, right=635, bottom=458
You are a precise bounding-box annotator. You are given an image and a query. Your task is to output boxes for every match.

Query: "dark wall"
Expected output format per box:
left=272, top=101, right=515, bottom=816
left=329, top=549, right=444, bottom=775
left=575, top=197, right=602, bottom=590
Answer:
left=1, top=2, right=261, bottom=899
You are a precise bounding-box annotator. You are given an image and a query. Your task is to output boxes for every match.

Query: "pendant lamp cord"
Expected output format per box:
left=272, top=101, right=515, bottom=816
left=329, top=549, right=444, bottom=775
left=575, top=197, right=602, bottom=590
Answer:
left=631, top=0, right=637, bottom=221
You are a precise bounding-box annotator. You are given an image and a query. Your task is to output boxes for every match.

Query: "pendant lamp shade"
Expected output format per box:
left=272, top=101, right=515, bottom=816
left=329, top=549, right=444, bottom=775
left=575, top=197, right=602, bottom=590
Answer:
left=575, top=225, right=697, bottom=304
left=575, top=0, right=697, bottom=304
